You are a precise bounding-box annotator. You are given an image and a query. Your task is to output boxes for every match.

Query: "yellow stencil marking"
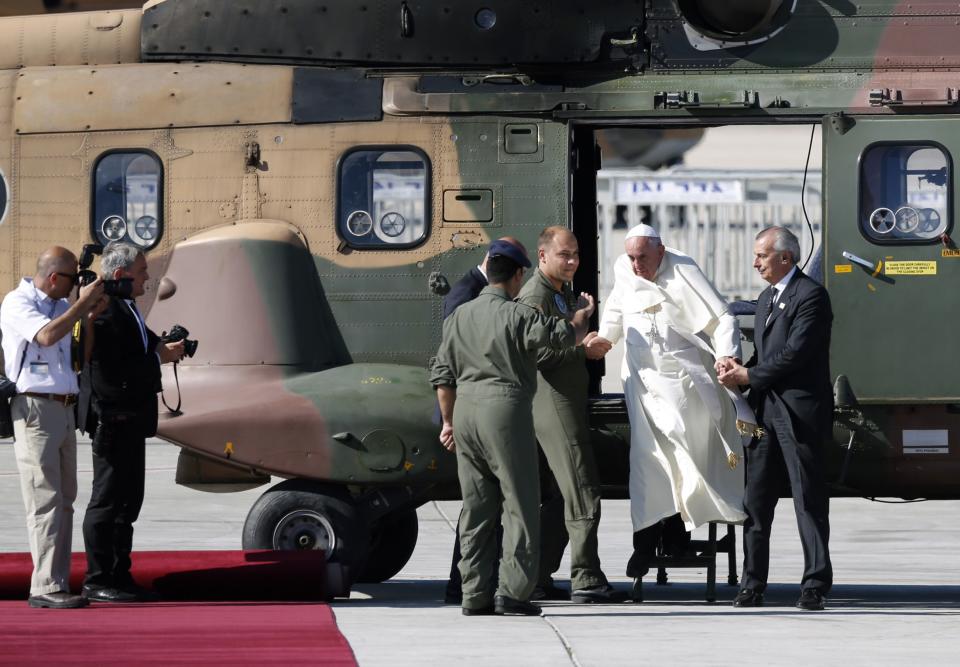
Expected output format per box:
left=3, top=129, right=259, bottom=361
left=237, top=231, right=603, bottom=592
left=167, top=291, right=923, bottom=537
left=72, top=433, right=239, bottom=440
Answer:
left=834, top=264, right=852, bottom=274
left=427, top=459, right=438, bottom=471
left=403, top=461, right=415, bottom=471
left=867, top=283, right=876, bottom=292
left=885, top=261, right=937, bottom=276
left=942, top=249, right=960, bottom=258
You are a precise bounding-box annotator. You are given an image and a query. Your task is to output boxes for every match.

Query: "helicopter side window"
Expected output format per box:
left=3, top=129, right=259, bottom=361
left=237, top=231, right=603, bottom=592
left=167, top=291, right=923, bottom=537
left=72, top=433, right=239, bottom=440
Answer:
left=337, top=147, right=430, bottom=249
left=92, top=151, right=163, bottom=250
left=0, top=167, right=8, bottom=226
left=860, top=143, right=950, bottom=243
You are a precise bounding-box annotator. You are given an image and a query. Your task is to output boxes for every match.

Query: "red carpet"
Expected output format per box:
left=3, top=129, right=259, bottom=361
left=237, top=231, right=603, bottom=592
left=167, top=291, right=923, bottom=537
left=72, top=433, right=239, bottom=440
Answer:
left=0, top=601, right=357, bottom=666
left=0, top=550, right=331, bottom=601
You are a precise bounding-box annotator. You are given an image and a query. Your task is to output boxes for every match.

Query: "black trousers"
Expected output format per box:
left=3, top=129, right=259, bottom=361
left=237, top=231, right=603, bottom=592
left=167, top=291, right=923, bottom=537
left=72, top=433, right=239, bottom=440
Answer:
left=82, top=419, right=146, bottom=588
left=741, top=412, right=832, bottom=594
left=626, top=513, right=690, bottom=578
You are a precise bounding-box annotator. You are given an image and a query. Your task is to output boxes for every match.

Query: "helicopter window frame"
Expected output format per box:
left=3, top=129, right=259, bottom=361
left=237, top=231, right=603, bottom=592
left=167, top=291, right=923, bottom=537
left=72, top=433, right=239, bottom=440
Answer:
left=858, top=141, right=952, bottom=245
left=336, top=145, right=431, bottom=250
left=0, top=166, right=8, bottom=227
left=90, top=149, right=164, bottom=251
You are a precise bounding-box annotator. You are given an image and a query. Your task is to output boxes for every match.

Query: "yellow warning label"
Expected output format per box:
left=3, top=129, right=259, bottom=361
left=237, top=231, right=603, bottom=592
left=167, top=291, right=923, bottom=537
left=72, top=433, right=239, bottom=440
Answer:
left=834, top=264, right=853, bottom=273
left=884, top=261, right=937, bottom=275
left=942, top=249, right=960, bottom=258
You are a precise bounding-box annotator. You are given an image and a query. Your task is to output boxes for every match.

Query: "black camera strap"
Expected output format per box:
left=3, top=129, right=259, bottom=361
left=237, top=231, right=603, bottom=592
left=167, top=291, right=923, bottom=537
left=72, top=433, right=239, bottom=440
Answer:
left=161, top=361, right=183, bottom=416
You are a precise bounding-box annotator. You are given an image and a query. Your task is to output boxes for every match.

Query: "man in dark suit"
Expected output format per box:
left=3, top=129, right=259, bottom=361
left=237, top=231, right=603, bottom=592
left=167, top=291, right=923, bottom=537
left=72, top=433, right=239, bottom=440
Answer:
left=81, top=242, right=184, bottom=602
left=718, top=226, right=833, bottom=611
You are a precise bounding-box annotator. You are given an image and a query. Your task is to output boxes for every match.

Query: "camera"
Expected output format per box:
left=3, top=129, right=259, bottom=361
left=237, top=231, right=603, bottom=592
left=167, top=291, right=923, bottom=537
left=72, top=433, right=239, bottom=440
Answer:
left=77, top=243, right=134, bottom=299
left=161, top=324, right=199, bottom=358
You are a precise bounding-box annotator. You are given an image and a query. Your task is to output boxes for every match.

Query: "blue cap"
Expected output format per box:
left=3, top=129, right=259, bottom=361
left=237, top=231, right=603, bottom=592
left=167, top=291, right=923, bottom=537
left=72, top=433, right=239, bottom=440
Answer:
left=487, top=239, right=531, bottom=268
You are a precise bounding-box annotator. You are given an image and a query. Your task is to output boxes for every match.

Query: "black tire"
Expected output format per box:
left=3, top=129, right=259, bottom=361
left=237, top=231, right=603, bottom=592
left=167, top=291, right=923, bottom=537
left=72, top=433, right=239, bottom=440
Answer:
left=242, top=480, right=370, bottom=582
left=356, top=508, right=419, bottom=583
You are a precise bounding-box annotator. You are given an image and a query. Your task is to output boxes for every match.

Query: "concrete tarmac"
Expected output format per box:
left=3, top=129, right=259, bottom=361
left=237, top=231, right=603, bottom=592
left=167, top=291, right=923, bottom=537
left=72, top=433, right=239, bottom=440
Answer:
left=2, top=438, right=958, bottom=666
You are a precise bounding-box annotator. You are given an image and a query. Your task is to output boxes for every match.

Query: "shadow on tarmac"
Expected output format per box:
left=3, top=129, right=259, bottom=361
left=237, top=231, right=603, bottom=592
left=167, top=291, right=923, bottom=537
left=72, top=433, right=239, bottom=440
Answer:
left=343, top=580, right=960, bottom=614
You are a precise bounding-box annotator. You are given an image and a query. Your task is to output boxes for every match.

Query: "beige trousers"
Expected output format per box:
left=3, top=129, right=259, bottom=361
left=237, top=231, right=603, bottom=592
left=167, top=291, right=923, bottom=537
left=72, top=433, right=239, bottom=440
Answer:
left=11, top=395, right=78, bottom=596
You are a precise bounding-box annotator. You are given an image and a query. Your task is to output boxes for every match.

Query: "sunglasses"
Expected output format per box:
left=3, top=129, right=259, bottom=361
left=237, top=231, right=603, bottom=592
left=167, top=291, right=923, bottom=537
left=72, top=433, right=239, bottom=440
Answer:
left=54, top=272, right=80, bottom=285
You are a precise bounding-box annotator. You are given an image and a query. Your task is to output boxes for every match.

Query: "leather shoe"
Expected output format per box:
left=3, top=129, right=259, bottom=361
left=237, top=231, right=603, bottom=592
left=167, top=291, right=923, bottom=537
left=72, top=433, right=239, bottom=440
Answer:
left=571, top=584, right=629, bottom=604
left=796, top=589, right=826, bottom=611
left=461, top=605, right=495, bottom=616
left=732, top=588, right=764, bottom=608
left=531, top=582, right=569, bottom=601
left=82, top=586, right=139, bottom=603
left=494, top=595, right=542, bottom=616
left=28, top=591, right=89, bottom=609
left=122, top=583, right=161, bottom=602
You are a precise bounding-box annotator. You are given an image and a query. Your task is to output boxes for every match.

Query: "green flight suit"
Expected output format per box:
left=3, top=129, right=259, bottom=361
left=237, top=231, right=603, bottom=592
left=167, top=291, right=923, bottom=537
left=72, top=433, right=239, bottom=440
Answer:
left=431, top=286, right=575, bottom=610
left=516, top=269, right=608, bottom=591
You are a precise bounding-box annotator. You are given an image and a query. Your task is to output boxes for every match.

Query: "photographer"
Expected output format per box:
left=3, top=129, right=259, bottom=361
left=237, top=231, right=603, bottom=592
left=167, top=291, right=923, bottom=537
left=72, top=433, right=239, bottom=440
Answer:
left=0, top=246, right=105, bottom=609
left=80, top=241, right=184, bottom=603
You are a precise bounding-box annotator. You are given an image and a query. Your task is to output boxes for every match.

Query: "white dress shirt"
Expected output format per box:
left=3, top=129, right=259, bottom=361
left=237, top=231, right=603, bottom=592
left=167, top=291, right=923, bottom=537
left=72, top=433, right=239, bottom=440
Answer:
left=771, top=265, right=798, bottom=303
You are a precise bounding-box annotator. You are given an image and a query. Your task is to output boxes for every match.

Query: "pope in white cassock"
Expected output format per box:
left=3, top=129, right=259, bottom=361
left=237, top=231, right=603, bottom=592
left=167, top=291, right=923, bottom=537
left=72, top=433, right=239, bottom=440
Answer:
left=587, top=223, right=751, bottom=582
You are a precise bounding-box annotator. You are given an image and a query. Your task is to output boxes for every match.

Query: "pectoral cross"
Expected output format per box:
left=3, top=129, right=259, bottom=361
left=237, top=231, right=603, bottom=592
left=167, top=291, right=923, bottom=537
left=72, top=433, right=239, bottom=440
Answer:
left=645, top=308, right=665, bottom=352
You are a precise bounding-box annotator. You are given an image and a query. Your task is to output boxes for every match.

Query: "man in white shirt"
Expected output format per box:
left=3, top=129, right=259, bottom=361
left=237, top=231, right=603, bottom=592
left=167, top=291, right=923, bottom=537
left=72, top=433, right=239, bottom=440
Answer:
left=1, top=246, right=104, bottom=608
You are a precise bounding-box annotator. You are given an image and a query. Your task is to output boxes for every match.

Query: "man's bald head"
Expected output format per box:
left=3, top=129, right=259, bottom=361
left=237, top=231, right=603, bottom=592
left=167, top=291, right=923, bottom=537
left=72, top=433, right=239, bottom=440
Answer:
left=36, top=247, right=77, bottom=279
left=34, top=246, right=79, bottom=297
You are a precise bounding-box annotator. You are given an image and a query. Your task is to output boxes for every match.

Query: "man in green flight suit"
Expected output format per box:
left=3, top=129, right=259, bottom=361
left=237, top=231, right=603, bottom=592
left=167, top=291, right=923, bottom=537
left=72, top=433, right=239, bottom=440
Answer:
left=431, top=239, right=596, bottom=617
left=517, top=226, right=625, bottom=603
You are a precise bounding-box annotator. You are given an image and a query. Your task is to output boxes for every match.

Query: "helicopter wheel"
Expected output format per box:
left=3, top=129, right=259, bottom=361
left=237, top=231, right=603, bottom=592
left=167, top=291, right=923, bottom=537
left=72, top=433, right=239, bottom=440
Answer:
left=356, top=508, right=419, bottom=583
left=242, top=479, right=369, bottom=589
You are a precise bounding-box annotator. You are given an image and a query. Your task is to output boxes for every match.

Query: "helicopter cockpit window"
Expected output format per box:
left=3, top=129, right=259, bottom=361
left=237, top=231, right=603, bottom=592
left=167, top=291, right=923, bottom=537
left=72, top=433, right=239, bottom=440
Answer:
left=860, top=143, right=950, bottom=243
left=337, top=147, right=430, bottom=249
left=0, top=167, right=8, bottom=226
left=92, top=151, right=163, bottom=250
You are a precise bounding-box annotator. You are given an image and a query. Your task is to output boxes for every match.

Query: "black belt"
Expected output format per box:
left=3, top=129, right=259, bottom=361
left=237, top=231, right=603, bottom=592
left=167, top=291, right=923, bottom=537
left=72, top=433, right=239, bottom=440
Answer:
left=21, top=392, right=78, bottom=407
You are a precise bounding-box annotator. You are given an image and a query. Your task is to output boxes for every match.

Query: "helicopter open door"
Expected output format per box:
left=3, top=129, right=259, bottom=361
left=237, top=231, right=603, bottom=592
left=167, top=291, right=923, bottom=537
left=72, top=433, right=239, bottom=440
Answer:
left=822, top=114, right=959, bottom=403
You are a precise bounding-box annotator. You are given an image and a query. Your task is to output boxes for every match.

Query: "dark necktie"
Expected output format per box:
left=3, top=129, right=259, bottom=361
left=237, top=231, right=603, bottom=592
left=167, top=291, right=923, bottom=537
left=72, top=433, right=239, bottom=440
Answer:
left=764, top=288, right=779, bottom=326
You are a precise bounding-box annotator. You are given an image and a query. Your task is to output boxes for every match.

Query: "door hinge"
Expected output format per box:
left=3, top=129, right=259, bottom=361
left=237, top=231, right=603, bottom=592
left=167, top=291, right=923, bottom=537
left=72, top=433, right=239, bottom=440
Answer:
left=869, top=88, right=959, bottom=108
left=654, top=90, right=758, bottom=110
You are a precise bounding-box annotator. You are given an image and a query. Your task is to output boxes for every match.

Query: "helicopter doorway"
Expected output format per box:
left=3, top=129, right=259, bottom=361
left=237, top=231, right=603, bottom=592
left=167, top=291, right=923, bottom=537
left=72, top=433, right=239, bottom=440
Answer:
left=570, top=123, right=824, bottom=395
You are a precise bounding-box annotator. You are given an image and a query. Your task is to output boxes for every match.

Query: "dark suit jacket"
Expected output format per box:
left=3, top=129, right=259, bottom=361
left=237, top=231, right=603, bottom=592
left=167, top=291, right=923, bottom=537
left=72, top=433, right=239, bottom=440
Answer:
left=85, top=298, right=162, bottom=437
left=747, top=269, right=833, bottom=444
left=442, top=267, right=487, bottom=320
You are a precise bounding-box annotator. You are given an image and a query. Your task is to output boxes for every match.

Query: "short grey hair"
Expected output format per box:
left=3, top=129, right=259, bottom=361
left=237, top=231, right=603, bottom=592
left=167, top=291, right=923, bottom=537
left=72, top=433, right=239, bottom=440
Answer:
left=757, top=226, right=801, bottom=264
left=101, top=241, right=143, bottom=277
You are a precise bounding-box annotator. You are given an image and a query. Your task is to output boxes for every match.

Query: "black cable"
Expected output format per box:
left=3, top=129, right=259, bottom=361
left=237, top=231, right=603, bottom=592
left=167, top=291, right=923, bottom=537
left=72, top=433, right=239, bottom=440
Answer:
left=800, top=123, right=816, bottom=270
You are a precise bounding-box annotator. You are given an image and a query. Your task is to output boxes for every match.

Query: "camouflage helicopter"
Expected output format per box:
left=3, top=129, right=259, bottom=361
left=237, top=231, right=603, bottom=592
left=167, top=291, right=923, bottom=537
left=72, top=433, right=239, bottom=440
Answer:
left=1, top=0, right=959, bottom=592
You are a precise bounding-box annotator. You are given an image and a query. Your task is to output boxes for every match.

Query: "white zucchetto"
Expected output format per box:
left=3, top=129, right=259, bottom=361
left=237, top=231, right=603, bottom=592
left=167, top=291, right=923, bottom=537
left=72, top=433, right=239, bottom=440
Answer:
left=625, top=223, right=660, bottom=240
